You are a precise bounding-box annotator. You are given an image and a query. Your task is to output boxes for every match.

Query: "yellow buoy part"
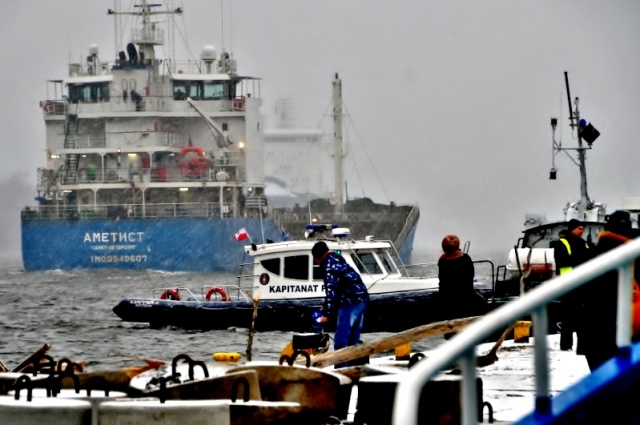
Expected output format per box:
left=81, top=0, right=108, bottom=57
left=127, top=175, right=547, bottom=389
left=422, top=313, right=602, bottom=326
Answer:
left=213, top=352, right=242, bottom=363
left=514, top=320, right=532, bottom=343
left=395, top=342, right=412, bottom=361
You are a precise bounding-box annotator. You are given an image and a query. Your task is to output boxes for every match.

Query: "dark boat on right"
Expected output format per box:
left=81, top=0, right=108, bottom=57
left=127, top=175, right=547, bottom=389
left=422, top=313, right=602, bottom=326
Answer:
left=496, top=72, right=634, bottom=298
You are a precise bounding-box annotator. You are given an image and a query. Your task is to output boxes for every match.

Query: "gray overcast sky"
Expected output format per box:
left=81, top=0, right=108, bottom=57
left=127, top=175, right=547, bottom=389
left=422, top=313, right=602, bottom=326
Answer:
left=1, top=1, right=639, bottom=260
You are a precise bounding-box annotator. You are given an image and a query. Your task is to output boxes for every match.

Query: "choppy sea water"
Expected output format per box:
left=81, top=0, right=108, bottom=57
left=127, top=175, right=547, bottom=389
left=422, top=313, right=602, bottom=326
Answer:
left=0, top=254, right=449, bottom=372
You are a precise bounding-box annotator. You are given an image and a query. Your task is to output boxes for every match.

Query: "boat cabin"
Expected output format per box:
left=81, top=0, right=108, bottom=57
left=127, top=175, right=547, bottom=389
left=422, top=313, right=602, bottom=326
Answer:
left=244, top=226, right=439, bottom=301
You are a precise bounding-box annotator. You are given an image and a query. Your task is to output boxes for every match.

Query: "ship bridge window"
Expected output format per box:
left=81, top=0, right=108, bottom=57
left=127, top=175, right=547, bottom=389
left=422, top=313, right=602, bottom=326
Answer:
left=203, top=82, right=226, bottom=100
left=187, top=81, right=204, bottom=99
left=351, top=252, right=384, bottom=275
left=173, top=82, right=187, bottom=100
left=284, top=255, right=309, bottom=280
left=69, top=83, right=110, bottom=103
left=174, top=80, right=231, bottom=100
left=260, top=258, right=280, bottom=275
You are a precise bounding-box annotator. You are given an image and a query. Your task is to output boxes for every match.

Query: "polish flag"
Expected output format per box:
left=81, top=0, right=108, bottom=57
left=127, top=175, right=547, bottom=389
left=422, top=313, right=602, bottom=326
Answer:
left=234, top=228, right=249, bottom=241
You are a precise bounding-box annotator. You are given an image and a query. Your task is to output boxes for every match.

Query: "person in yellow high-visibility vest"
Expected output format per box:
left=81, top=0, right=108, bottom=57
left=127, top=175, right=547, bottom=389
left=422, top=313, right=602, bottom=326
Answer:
left=553, top=219, right=592, bottom=350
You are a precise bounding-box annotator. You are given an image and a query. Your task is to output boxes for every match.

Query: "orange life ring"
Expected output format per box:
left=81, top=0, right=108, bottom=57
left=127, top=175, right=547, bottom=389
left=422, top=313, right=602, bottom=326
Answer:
left=160, top=289, right=180, bottom=300
left=206, top=286, right=231, bottom=302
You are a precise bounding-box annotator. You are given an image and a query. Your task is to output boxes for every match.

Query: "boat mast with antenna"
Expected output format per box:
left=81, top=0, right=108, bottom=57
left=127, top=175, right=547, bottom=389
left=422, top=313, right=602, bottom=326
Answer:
left=549, top=71, right=602, bottom=221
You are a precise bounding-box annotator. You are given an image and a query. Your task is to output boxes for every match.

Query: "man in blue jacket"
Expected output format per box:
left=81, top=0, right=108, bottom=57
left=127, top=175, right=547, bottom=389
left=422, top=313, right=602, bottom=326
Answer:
left=312, top=241, right=370, bottom=368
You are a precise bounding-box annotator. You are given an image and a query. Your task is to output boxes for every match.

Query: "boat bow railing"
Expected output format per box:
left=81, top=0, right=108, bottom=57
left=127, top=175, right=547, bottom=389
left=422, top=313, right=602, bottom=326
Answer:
left=398, top=262, right=439, bottom=279
left=393, top=237, right=640, bottom=425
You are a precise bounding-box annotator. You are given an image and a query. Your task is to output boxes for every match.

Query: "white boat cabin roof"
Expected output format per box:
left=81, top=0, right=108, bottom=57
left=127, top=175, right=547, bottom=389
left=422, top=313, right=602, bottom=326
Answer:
left=245, top=239, right=394, bottom=257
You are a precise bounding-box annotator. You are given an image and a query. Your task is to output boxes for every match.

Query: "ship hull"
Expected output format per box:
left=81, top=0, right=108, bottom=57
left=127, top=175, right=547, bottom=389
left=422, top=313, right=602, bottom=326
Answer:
left=21, top=217, right=417, bottom=272
left=21, top=218, right=283, bottom=272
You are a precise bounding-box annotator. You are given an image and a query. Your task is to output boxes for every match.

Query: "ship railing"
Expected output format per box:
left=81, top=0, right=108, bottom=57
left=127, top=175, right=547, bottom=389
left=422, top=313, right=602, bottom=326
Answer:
left=58, top=163, right=245, bottom=184
left=63, top=132, right=184, bottom=149
left=22, top=202, right=246, bottom=221
left=152, top=287, right=200, bottom=302
left=392, top=235, right=640, bottom=425
left=201, top=285, right=252, bottom=303
left=41, top=100, right=67, bottom=116
left=151, top=286, right=252, bottom=303
left=65, top=135, right=107, bottom=148
left=131, top=27, right=164, bottom=46
left=41, top=95, right=251, bottom=115
left=271, top=209, right=417, bottom=242
left=398, top=262, right=439, bottom=279
left=273, top=210, right=416, bottom=221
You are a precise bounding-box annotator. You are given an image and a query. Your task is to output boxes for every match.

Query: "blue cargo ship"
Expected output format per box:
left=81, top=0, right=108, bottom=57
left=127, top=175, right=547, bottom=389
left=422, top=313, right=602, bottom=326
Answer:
left=20, top=1, right=418, bottom=272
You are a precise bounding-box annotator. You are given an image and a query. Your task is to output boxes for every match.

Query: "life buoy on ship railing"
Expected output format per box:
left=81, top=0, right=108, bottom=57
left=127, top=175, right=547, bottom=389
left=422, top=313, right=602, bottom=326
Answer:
left=160, top=289, right=180, bottom=301
left=206, top=286, right=231, bottom=302
left=42, top=101, right=55, bottom=114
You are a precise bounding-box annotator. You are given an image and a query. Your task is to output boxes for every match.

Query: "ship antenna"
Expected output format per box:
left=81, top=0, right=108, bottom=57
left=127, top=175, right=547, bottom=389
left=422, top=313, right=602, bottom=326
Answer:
left=565, top=71, right=592, bottom=218
left=112, top=0, right=122, bottom=54
left=220, top=0, right=225, bottom=52
left=550, top=72, right=600, bottom=220
left=333, top=73, right=344, bottom=215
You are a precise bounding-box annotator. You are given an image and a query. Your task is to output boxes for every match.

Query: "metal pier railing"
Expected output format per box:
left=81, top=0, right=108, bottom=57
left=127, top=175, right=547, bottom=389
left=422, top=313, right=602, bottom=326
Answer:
left=392, top=237, right=640, bottom=425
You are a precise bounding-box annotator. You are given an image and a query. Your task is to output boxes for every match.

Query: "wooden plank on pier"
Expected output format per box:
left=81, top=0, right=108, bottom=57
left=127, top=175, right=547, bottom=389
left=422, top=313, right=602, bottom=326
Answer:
left=310, top=317, right=479, bottom=368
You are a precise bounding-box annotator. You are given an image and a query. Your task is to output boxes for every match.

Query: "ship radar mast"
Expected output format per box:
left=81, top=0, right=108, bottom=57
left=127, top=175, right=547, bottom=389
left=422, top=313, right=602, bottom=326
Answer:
left=108, top=0, right=183, bottom=66
left=549, top=72, right=603, bottom=222
left=333, top=73, right=345, bottom=215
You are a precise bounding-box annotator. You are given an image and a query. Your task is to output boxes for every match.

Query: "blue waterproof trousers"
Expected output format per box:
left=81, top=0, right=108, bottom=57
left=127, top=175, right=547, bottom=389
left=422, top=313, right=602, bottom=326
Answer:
left=333, top=301, right=367, bottom=367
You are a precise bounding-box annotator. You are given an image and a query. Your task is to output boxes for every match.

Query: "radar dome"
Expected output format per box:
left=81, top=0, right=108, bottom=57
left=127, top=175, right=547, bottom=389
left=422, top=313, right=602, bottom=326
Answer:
left=201, top=45, right=217, bottom=62
left=89, top=44, right=99, bottom=55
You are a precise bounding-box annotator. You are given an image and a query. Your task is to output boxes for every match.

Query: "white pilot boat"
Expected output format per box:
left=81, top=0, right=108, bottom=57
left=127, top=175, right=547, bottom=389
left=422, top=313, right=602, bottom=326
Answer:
left=113, top=224, right=495, bottom=332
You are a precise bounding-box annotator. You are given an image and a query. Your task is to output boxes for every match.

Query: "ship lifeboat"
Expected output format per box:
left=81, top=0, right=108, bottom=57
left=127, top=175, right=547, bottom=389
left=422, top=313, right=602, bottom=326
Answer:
left=180, top=146, right=205, bottom=157
left=178, top=146, right=212, bottom=177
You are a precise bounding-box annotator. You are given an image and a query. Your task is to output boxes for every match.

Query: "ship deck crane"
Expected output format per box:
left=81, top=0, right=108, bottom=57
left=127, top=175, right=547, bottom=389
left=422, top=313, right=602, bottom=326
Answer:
left=186, top=97, right=233, bottom=149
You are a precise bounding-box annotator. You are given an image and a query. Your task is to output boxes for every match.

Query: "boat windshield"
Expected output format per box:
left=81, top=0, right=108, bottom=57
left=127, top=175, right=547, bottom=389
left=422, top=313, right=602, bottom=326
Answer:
left=380, top=250, right=397, bottom=273
left=351, top=251, right=386, bottom=275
